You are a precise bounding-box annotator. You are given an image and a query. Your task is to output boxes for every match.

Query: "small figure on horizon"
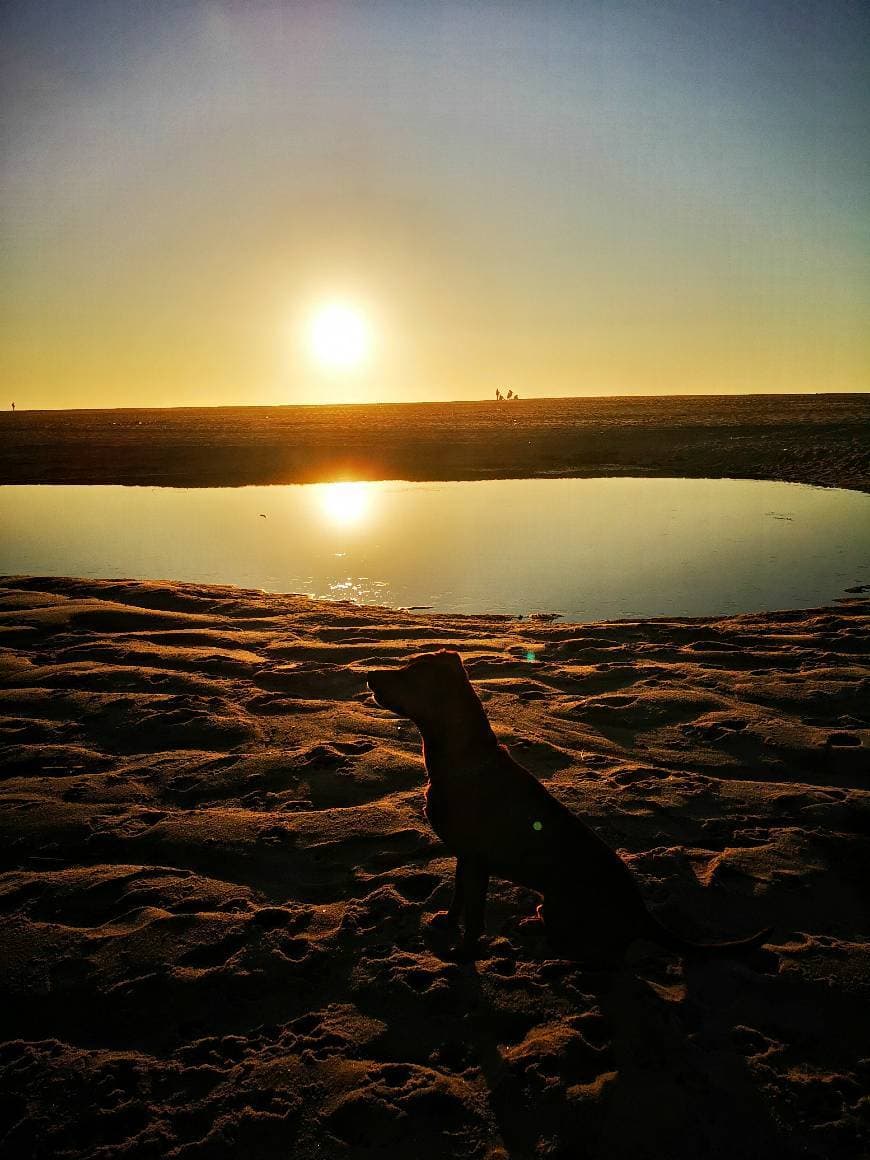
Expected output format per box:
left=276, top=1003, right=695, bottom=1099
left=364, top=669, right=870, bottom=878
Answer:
left=10, top=402, right=14, bottom=412
left=495, top=389, right=503, bottom=401
left=506, top=389, right=514, bottom=400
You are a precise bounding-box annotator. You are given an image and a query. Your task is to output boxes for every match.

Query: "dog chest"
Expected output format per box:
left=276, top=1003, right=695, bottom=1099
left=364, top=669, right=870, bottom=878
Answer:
left=423, top=770, right=562, bottom=867
left=423, top=778, right=494, bottom=854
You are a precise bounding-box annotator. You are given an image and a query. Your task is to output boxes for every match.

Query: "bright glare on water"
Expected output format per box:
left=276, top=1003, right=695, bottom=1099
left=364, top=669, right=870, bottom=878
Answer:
left=1, top=478, right=868, bottom=620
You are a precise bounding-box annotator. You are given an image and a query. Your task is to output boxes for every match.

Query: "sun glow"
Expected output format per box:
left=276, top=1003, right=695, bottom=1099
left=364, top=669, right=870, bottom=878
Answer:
left=317, top=482, right=372, bottom=528
left=308, top=303, right=371, bottom=370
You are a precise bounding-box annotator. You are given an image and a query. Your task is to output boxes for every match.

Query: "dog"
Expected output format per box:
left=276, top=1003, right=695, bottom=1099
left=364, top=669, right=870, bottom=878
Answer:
left=366, top=650, right=772, bottom=962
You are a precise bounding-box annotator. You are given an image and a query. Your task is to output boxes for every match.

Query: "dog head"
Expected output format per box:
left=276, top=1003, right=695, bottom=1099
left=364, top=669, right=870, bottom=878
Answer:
left=366, top=650, right=468, bottom=728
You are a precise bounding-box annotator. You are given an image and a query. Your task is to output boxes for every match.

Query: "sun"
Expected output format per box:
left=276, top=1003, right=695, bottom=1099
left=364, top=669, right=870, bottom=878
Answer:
left=308, top=303, right=370, bottom=370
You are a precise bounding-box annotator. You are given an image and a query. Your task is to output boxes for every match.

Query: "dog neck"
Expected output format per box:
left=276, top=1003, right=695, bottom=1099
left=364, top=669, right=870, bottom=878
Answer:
left=418, top=699, right=500, bottom=779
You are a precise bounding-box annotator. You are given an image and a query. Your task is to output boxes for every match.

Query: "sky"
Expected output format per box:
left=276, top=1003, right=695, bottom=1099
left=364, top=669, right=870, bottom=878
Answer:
left=1, top=0, right=868, bottom=408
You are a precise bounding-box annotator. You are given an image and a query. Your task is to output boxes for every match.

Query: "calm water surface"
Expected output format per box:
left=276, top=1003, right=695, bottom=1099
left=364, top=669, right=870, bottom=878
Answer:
left=1, top=478, right=868, bottom=620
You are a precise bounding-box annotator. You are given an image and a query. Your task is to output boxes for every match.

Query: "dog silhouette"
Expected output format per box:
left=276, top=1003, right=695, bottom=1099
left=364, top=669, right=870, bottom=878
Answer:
left=367, top=650, right=772, bottom=962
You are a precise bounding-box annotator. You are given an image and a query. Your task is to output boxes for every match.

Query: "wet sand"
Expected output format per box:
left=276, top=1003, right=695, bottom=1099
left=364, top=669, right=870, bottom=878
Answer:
left=2, top=393, right=869, bottom=492
left=1, top=575, right=868, bottom=1158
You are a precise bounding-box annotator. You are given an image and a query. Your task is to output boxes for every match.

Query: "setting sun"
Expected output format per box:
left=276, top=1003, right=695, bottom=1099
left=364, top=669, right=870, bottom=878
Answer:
left=308, top=303, right=371, bottom=371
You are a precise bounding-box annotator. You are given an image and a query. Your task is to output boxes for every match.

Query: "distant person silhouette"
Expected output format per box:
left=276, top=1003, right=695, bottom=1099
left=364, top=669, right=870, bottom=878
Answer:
left=10, top=402, right=14, bottom=412
left=506, top=389, right=514, bottom=400
left=495, top=389, right=503, bottom=401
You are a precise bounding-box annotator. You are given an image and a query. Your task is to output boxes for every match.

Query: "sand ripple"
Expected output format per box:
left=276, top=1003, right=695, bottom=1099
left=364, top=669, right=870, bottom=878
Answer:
left=0, top=576, right=868, bottom=1158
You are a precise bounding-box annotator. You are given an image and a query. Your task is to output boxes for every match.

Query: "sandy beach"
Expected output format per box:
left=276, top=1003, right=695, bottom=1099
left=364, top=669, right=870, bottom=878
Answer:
left=2, top=394, right=869, bottom=492
left=1, top=575, right=867, bottom=1158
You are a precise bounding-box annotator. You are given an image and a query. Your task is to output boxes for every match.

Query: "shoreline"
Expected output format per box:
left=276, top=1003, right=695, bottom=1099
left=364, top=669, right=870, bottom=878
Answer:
left=2, top=393, right=868, bottom=492
left=1, top=575, right=868, bottom=1158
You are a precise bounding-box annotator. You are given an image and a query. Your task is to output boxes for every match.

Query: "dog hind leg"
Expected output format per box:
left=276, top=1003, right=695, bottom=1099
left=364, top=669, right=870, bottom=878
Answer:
left=538, top=894, right=582, bottom=956
left=539, top=892, right=632, bottom=965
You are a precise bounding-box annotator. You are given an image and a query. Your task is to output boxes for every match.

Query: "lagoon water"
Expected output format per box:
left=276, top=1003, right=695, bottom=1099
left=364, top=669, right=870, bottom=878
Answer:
left=1, top=477, right=867, bottom=621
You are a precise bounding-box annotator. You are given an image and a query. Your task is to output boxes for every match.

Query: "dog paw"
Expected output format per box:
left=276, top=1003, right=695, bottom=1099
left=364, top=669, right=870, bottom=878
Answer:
left=426, top=910, right=458, bottom=931
left=450, top=942, right=481, bottom=964
left=517, top=913, right=545, bottom=932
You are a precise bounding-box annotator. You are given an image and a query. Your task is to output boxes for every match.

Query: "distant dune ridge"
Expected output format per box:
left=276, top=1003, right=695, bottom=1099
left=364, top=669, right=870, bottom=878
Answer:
left=0, top=575, right=868, bottom=1158
left=1, top=392, right=868, bottom=491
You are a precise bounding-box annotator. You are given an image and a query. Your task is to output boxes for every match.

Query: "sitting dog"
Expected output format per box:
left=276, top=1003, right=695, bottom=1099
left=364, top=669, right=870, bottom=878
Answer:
left=367, top=650, right=772, bottom=962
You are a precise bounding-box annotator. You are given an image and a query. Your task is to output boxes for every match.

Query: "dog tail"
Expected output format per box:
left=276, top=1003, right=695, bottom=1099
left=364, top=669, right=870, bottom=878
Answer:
left=645, top=914, right=773, bottom=956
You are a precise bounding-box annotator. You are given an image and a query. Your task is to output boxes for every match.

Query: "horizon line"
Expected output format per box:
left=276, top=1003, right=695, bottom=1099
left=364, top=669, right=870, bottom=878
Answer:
left=4, top=389, right=868, bottom=415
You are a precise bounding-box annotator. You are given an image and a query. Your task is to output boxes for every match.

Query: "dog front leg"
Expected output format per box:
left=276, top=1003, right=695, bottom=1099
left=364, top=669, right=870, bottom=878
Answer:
left=429, top=854, right=471, bottom=931
left=458, top=858, right=490, bottom=959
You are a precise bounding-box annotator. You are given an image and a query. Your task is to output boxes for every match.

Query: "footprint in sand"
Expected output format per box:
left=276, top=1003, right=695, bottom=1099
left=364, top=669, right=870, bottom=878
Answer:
left=824, top=731, right=861, bottom=748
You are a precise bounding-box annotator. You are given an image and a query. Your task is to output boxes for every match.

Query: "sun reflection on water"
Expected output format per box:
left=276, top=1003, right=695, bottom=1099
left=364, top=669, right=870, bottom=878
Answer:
left=315, top=482, right=373, bottom=528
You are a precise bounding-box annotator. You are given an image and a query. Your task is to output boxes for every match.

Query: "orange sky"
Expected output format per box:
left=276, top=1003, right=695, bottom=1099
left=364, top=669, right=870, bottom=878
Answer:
left=2, top=1, right=868, bottom=408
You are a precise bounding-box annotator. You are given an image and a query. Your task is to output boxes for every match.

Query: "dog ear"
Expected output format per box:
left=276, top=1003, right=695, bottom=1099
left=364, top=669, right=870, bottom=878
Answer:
left=408, top=649, right=463, bottom=670
left=436, top=650, right=463, bottom=667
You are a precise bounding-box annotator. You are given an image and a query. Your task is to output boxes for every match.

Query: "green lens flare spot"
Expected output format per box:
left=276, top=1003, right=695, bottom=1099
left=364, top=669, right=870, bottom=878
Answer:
left=525, top=650, right=536, bottom=662
left=533, top=820, right=543, bottom=832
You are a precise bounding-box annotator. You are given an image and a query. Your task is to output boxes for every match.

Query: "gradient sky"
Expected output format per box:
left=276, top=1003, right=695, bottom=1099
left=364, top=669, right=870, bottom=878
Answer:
left=2, top=0, right=868, bottom=408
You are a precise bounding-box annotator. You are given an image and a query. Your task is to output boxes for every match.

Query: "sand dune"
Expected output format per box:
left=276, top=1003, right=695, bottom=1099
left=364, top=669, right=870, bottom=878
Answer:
left=1, top=576, right=868, bottom=1158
